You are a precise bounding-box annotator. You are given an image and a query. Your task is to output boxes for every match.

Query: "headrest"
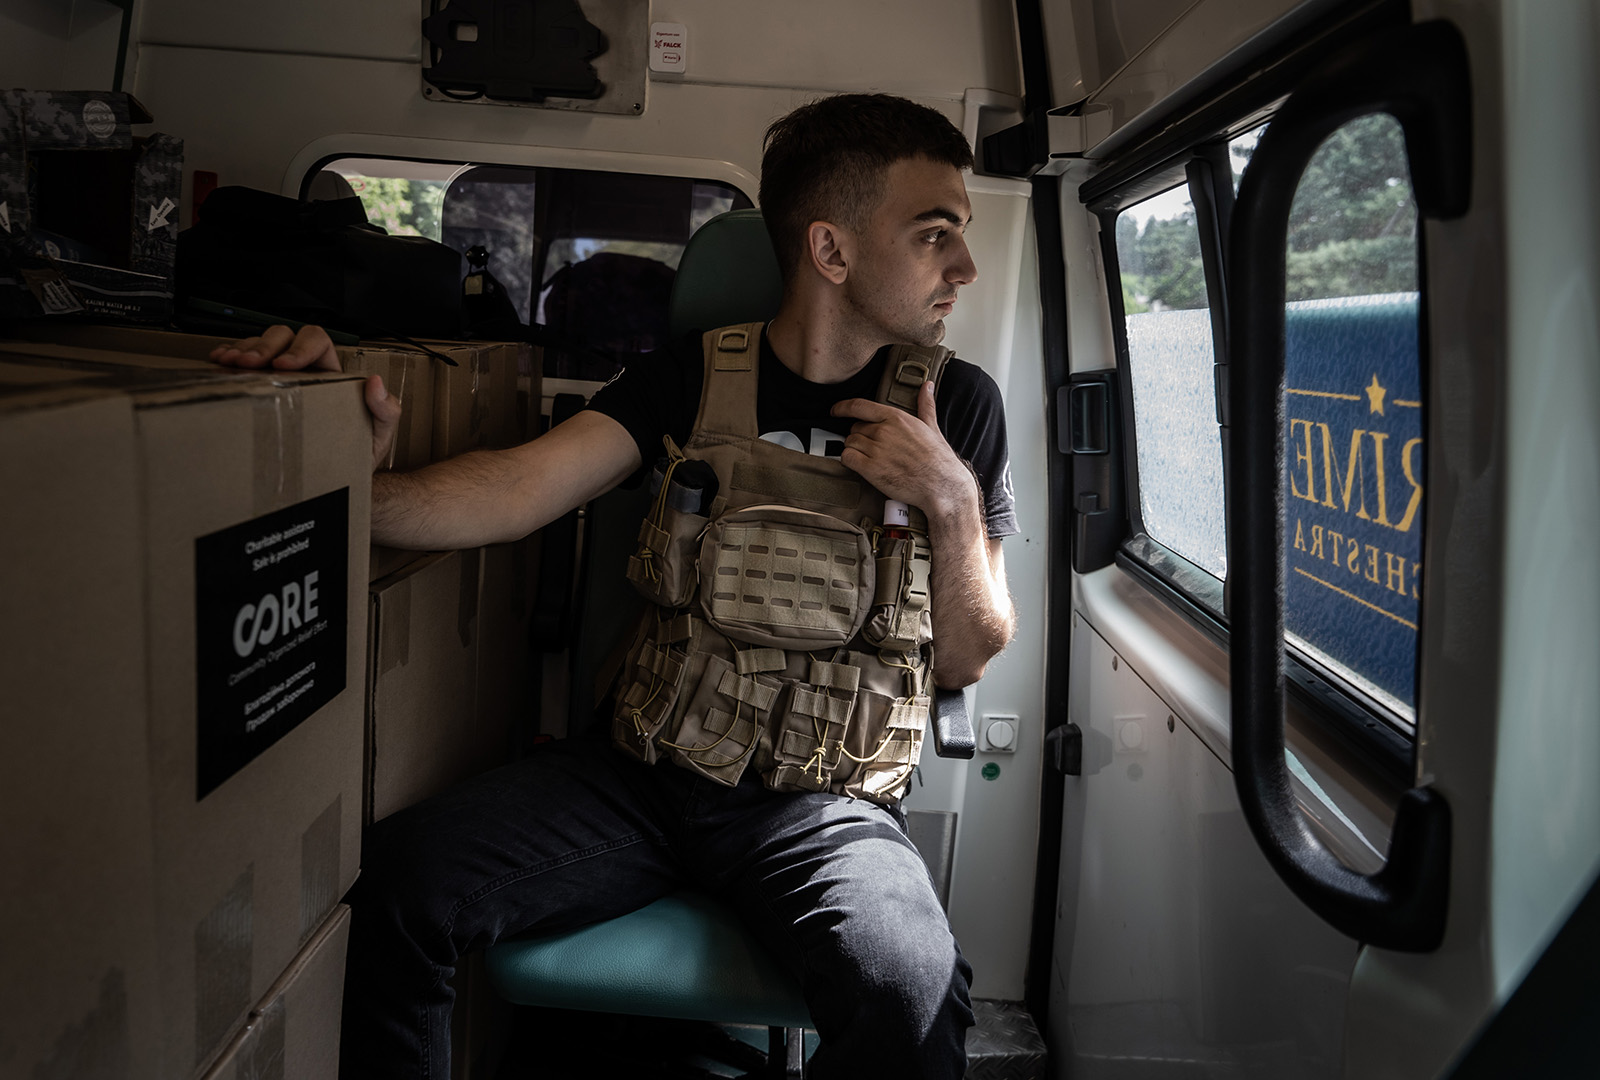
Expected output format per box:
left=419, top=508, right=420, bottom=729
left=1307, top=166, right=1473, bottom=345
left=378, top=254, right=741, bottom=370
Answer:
left=667, top=208, right=785, bottom=339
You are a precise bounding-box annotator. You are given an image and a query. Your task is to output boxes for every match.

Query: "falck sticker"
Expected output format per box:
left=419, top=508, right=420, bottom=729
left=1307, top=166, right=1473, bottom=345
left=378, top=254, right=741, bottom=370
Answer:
left=194, top=488, right=349, bottom=798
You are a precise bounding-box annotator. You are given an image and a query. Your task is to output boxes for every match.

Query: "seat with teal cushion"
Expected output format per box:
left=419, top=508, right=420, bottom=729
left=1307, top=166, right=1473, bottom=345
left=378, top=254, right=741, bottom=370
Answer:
left=665, top=207, right=785, bottom=340
left=484, top=208, right=971, bottom=1078
left=485, top=890, right=813, bottom=1029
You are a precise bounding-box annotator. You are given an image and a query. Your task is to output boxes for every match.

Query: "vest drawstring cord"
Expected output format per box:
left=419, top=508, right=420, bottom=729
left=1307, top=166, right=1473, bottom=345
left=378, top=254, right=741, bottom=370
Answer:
left=637, top=442, right=688, bottom=584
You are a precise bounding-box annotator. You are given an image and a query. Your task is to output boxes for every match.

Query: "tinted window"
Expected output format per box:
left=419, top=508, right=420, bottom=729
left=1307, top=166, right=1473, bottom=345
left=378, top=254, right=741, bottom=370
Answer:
left=313, top=158, right=751, bottom=380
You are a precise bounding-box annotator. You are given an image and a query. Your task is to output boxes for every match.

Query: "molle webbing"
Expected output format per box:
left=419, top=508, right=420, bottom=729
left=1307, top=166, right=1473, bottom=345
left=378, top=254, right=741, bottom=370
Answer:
left=613, top=324, right=951, bottom=804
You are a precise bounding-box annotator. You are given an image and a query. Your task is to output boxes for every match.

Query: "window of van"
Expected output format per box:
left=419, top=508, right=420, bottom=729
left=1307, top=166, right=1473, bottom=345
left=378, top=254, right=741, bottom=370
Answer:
left=1276, top=113, right=1422, bottom=721
left=1105, top=111, right=1423, bottom=727
left=1113, top=182, right=1227, bottom=578
left=310, top=158, right=752, bottom=380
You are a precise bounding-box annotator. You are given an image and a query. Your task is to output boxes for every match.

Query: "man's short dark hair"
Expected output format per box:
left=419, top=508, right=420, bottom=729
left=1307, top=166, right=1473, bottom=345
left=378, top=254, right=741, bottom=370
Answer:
left=760, top=94, right=974, bottom=281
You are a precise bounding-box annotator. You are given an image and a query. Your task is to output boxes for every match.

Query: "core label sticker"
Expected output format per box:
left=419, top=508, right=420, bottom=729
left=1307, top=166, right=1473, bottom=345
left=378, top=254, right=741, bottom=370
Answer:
left=195, top=488, right=349, bottom=799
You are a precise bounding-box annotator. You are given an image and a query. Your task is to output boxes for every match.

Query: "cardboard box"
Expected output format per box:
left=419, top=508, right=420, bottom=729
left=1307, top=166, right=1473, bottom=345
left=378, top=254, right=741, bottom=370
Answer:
left=2, top=325, right=530, bottom=460
left=341, top=345, right=440, bottom=581
left=428, top=340, right=526, bottom=458
left=1, top=372, right=166, bottom=1080
left=0, top=91, right=183, bottom=323
left=340, top=344, right=436, bottom=474
left=366, top=548, right=487, bottom=823
left=0, top=323, right=451, bottom=581
left=1, top=326, right=439, bottom=476
left=0, top=321, right=238, bottom=362
left=0, top=344, right=370, bottom=1076
left=202, top=905, right=352, bottom=1080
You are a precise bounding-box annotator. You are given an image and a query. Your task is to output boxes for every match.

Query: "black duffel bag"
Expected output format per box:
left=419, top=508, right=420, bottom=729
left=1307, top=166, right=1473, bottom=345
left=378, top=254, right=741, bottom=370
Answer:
left=177, top=186, right=463, bottom=339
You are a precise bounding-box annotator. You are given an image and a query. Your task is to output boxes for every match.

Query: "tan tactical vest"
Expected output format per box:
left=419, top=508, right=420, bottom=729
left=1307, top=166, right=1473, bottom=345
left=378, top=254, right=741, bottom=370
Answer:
left=608, top=322, right=950, bottom=804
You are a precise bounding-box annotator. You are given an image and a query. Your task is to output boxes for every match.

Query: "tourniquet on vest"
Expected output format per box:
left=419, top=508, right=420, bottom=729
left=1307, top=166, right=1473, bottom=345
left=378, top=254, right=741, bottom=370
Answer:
left=608, top=322, right=949, bottom=805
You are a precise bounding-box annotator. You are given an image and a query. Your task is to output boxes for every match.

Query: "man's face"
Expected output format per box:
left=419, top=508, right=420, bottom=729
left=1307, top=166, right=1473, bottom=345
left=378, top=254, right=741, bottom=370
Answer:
left=843, top=155, right=978, bottom=348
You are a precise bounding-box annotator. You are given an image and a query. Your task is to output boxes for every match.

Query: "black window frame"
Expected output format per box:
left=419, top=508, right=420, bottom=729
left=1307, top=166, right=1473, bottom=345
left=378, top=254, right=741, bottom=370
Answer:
left=1086, top=116, right=1422, bottom=792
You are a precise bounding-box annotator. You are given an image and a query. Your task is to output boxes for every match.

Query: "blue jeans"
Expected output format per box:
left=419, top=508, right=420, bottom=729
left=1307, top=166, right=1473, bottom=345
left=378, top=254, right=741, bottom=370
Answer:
left=340, top=737, right=974, bottom=1078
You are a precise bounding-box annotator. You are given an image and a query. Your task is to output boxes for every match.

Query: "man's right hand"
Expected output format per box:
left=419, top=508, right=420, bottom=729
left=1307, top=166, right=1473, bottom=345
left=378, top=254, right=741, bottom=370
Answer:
left=209, top=323, right=341, bottom=372
left=209, top=323, right=400, bottom=472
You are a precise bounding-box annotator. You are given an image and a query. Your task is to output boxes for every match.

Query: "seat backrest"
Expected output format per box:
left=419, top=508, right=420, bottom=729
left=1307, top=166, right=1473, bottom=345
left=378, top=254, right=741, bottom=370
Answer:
left=565, top=210, right=782, bottom=734
left=667, top=208, right=784, bottom=338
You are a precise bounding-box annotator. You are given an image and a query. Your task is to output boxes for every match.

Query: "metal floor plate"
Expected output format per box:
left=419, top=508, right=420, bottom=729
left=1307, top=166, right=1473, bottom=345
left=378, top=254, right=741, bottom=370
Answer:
left=966, top=998, right=1048, bottom=1079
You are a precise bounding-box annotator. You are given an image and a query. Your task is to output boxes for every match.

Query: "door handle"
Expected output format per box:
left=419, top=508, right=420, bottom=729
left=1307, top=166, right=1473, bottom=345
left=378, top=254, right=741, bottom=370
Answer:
left=1224, top=20, right=1469, bottom=953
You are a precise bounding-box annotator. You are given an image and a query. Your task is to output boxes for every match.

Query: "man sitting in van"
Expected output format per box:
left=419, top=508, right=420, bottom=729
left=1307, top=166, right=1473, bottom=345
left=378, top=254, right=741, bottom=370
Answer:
left=214, top=93, right=1017, bottom=1080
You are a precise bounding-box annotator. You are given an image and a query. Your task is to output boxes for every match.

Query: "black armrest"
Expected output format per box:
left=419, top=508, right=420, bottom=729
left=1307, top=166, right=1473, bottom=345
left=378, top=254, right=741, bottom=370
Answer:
left=931, top=688, right=976, bottom=759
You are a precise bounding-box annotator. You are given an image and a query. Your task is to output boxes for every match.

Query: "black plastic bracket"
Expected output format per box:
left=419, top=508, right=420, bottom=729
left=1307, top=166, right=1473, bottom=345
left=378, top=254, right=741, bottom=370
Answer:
left=422, top=0, right=607, bottom=103
left=982, top=110, right=1052, bottom=179
left=931, top=688, right=977, bottom=760
left=1061, top=370, right=1125, bottom=573
left=1045, top=722, right=1083, bottom=776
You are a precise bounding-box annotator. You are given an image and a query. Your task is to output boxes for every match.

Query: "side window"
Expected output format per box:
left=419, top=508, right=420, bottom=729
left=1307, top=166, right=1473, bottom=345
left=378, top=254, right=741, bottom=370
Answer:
left=1104, top=114, right=1424, bottom=728
left=1113, top=183, right=1228, bottom=578
left=1277, top=113, right=1423, bottom=721
left=309, top=159, right=752, bottom=383
left=532, top=170, right=745, bottom=380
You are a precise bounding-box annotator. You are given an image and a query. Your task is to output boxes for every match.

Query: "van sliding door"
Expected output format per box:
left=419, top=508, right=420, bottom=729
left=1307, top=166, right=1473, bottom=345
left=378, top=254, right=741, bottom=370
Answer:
left=1041, top=15, right=1478, bottom=1079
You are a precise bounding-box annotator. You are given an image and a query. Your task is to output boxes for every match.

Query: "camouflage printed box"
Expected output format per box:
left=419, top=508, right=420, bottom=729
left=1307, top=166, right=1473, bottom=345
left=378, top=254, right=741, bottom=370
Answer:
left=0, top=90, right=183, bottom=324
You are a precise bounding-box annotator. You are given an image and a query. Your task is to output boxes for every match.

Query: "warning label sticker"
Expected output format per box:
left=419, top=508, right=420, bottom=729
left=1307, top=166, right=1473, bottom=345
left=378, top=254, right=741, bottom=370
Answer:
left=194, top=488, right=349, bottom=799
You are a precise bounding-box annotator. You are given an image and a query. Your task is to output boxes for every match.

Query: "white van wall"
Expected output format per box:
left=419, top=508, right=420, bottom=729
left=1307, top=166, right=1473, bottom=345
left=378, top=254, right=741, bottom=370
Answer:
left=0, top=0, right=128, bottom=92
left=118, top=0, right=1047, bottom=1001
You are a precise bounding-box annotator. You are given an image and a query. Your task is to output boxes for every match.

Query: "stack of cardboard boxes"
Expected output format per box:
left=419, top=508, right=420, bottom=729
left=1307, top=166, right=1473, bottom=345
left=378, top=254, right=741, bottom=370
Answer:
left=1, top=325, right=539, bottom=1078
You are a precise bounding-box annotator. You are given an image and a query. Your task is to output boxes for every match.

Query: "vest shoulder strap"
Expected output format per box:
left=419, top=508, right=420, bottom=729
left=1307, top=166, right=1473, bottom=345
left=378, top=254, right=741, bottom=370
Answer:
left=875, top=343, right=953, bottom=413
left=690, top=322, right=764, bottom=438
left=692, top=327, right=953, bottom=437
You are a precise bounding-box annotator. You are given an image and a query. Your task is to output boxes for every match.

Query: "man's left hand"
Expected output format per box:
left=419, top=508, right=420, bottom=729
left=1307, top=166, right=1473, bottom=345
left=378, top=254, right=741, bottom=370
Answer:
left=831, top=381, right=975, bottom=523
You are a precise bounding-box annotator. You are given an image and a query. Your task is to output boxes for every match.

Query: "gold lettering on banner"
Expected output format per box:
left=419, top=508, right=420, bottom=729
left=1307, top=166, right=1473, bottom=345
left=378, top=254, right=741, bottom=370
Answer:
left=1396, top=437, right=1424, bottom=533
left=1290, top=514, right=1423, bottom=624
left=1290, top=419, right=1318, bottom=502
left=1282, top=419, right=1423, bottom=534
left=1368, top=431, right=1392, bottom=526
left=1295, top=568, right=1418, bottom=631
left=1318, top=425, right=1372, bottom=522
left=1386, top=551, right=1407, bottom=594
left=1284, top=374, right=1424, bottom=634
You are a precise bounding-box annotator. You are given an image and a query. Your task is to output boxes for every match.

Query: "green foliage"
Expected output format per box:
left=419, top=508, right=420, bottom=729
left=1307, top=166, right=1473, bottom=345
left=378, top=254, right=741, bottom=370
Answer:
left=1116, top=206, right=1209, bottom=312
left=1284, top=113, right=1417, bottom=300
left=1118, top=112, right=1418, bottom=311
left=349, top=177, right=447, bottom=241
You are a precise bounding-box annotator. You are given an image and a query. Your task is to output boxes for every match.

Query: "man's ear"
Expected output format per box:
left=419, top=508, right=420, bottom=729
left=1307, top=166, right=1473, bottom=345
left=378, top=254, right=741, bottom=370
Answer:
left=805, top=220, right=852, bottom=286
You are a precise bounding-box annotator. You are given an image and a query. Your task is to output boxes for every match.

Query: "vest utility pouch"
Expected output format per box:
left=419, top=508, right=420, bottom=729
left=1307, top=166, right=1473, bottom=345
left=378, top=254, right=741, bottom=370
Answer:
left=625, top=505, right=707, bottom=609
left=838, top=691, right=929, bottom=803
left=610, top=615, right=697, bottom=763
left=662, top=654, right=779, bottom=786
left=699, top=506, right=874, bottom=651
left=626, top=456, right=717, bottom=609
left=767, top=659, right=860, bottom=793
left=862, top=533, right=934, bottom=652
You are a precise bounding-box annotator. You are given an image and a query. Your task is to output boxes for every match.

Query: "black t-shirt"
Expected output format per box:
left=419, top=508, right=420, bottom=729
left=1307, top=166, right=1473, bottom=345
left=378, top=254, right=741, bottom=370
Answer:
left=587, top=328, right=1019, bottom=538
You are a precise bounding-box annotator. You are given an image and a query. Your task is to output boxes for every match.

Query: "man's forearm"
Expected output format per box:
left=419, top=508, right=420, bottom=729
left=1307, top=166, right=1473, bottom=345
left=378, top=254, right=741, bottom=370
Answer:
left=926, top=487, right=1014, bottom=689
left=372, top=450, right=531, bottom=550
left=371, top=411, right=643, bottom=553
